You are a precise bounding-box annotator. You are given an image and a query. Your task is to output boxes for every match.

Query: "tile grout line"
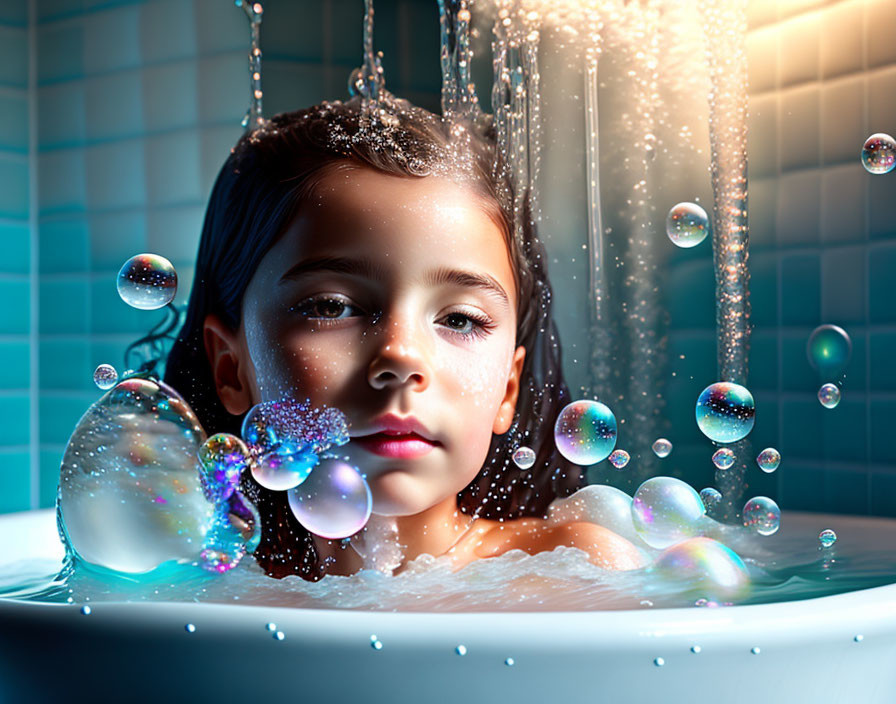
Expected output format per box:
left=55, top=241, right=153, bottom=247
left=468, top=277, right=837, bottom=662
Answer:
left=27, top=0, right=40, bottom=510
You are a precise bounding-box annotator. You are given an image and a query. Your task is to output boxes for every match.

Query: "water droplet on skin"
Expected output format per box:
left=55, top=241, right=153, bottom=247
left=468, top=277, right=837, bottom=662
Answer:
left=93, top=364, right=118, bottom=390
left=512, top=446, right=536, bottom=469
left=756, top=448, right=780, bottom=473
left=743, top=497, right=780, bottom=536
left=861, top=133, right=896, bottom=174
left=818, top=383, right=841, bottom=409
left=819, top=529, right=837, bottom=549
left=117, top=253, right=177, bottom=310
left=666, top=202, right=709, bottom=248
left=652, top=438, right=672, bottom=458
left=712, top=447, right=735, bottom=470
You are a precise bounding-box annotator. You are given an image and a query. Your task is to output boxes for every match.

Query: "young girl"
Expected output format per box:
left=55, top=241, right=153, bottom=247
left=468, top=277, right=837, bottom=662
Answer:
left=165, top=96, right=643, bottom=580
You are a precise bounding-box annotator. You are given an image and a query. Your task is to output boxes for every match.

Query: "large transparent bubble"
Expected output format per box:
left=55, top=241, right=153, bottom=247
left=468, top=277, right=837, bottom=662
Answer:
left=653, top=537, right=751, bottom=602
left=665, top=202, right=709, bottom=248
left=546, top=484, right=644, bottom=547
left=695, top=382, right=755, bottom=443
left=553, top=400, right=617, bottom=465
left=57, top=378, right=210, bottom=573
left=632, top=476, right=706, bottom=549
left=287, top=458, right=372, bottom=539
left=807, top=324, right=852, bottom=380
left=116, top=254, right=177, bottom=310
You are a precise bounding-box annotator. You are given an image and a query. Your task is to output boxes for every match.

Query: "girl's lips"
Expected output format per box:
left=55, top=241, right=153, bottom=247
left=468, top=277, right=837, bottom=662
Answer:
left=352, top=433, right=437, bottom=459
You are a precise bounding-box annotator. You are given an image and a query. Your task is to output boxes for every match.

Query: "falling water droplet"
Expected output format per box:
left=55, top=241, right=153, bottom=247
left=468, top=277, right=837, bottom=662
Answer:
left=512, top=446, right=536, bottom=469
left=861, top=133, right=896, bottom=174
left=818, top=383, right=841, bottom=409
left=819, top=529, right=837, bottom=549
left=652, top=438, right=672, bottom=458
left=117, top=254, right=177, bottom=310
left=93, top=364, right=118, bottom=390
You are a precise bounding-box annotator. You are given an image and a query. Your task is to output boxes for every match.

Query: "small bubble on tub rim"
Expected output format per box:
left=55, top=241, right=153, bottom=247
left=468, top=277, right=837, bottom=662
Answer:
left=504, top=657, right=515, bottom=667
left=185, top=623, right=196, bottom=633
left=690, top=645, right=701, bottom=654
left=751, top=646, right=761, bottom=655
left=79, top=605, right=91, bottom=615
left=455, top=645, right=467, bottom=656
left=854, top=634, right=864, bottom=643
left=653, top=657, right=665, bottom=667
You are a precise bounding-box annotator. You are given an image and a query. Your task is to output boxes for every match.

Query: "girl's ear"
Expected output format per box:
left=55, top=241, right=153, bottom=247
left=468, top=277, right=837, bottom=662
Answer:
left=203, top=314, right=253, bottom=416
left=493, top=345, right=526, bottom=434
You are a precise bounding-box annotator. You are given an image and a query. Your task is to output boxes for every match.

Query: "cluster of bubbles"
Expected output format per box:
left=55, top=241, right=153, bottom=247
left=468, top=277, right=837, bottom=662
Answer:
left=117, top=254, right=178, bottom=310
left=93, top=363, right=118, bottom=390
left=695, top=382, right=755, bottom=443
left=665, top=202, right=710, bottom=249
left=553, top=400, right=618, bottom=465
left=818, top=383, right=841, bottom=409
left=198, top=398, right=370, bottom=555
left=512, top=446, right=536, bottom=470
left=742, top=496, right=781, bottom=536
left=819, top=529, right=837, bottom=549
left=756, top=447, right=780, bottom=473
left=608, top=449, right=630, bottom=470
left=652, top=438, right=672, bottom=458
left=711, top=447, right=735, bottom=470
left=861, top=133, right=896, bottom=175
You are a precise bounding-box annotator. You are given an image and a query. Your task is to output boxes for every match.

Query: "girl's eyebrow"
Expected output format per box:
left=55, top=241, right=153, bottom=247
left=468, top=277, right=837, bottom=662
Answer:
left=279, top=256, right=510, bottom=309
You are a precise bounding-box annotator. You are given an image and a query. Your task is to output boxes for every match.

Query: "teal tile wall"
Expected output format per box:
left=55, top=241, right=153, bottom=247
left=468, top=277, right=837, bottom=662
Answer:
left=667, top=1, right=896, bottom=517
left=0, top=0, right=441, bottom=514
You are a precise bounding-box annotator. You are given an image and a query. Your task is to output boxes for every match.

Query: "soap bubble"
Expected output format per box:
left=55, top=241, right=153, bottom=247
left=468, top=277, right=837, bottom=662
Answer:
left=654, top=537, right=751, bottom=602
left=241, top=398, right=349, bottom=457
left=251, top=446, right=318, bottom=491
left=116, top=254, right=177, bottom=310
left=512, top=446, right=536, bottom=470
left=287, top=458, right=372, bottom=539
left=712, top=447, right=735, bottom=470
left=742, top=496, right=780, bottom=536
left=632, top=476, right=706, bottom=549
left=696, top=382, right=755, bottom=443
left=57, top=378, right=209, bottom=573
left=553, top=400, right=617, bottom=465
left=756, top=447, right=781, bottom=473
left=93, top=364, right=118, bottom=390
left=818, top=383, right=841, bottom=409
left=547, top=484, right=642, bottom=546
left=819, top=529, right=837, bottom=549
left=197, top=433, right=250, bottom=501
left=807, top=324, right=852, bottom=380
left=700, top=487, right=722, bottom=508
left=666, top=202, right=709, bottom=248
left=652, top=438, right=672, bottom=458
left=608, top=449, right=630, bottom=469
left=861, top=133, right=896, bottom=175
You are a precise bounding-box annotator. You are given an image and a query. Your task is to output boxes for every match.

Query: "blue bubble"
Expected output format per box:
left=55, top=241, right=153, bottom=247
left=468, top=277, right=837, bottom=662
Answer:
left=554, top=400, right=618, bottom=465
left=696, top=382, right=755, bottom=443
left=807, top=325, right=852, bottom=379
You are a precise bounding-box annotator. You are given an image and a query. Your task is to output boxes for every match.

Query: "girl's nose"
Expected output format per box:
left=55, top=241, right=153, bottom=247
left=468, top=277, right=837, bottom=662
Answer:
left=366, top=318, right=430, bottom=392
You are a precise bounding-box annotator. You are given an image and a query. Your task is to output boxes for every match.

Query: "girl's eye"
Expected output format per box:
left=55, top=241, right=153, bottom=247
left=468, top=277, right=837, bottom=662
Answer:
left=440, top=311, right=495, bottom=340
left=291, top=296, right=359, bottom=321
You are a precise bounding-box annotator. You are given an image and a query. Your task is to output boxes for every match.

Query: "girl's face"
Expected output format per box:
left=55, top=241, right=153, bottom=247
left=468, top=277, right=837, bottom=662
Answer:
left=208, top=166, right=526, bottom=517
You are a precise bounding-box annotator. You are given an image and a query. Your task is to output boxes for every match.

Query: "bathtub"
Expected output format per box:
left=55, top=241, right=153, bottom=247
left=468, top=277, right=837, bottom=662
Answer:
left=1, top=508, right=895, bottom=703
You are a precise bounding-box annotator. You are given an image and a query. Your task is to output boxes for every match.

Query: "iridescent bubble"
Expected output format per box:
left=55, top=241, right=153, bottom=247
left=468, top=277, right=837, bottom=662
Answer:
left=553, top=400, right=617, bottom=465
left=742, top=496, right=781, bottom=536
left=819, top=529, right=837, bottom=549
left=241, top=398, right=349, bottom=457
left=654, top=537, right=751, bottom=602
left=632, top=476, right=706, bottom=549
left=666, top=202, right=709, bottom=248
left=608, top=449, right=630, bottom=469
left=818, top=383, right=841, bottom=409
left=197, top=433, right=250, bottom=501
left=712, top=447, right=735, bottom=470
left=652, top=438, right=672, bottom=458
left=700, top=487, right=722, bottom=508
left=807, top=324, right=852, bottom=379
left=251, top=446, right=318, bottom=491
left=861, top=133, right=896, bottom=175
left=512, top=446, right=536, bottom=470
left=287, top=458, right=372, bottom=539
left=756, top=447, right=781, bottom=473
left=93, top=364, right=118, bottom=390
left=57, top=378, right=208, bottom=573
left=116, top=253, right=177, bottom=310
left=199, top=488, right=261, bottom=573
left=695, top=382, right=755, bottom=443
left=547, top=484, right=641, bottom=546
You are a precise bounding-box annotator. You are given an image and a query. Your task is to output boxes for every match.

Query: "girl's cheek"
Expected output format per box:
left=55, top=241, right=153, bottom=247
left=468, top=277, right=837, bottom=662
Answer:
left=435, top=339, right=514, bottom=411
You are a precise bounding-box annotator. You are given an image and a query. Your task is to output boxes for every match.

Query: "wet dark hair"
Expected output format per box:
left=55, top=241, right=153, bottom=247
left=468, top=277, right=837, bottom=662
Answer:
left=165, top=97, right=583, bottom=580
